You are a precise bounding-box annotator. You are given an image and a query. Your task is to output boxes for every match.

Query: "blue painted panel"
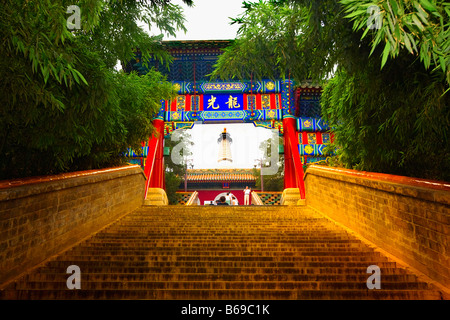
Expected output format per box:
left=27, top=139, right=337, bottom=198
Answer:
left=203, top=94, right=244, bottom=111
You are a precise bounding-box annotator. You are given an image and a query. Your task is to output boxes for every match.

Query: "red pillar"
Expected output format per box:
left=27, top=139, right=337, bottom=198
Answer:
left=283, top=126, right=296, bottom=189
left=144, top=119, right=165, bottom=198
left=283, top=116, right=306, bottom=199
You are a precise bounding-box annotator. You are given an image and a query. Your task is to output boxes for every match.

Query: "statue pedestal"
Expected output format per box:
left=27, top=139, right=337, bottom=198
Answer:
left=281, top=188, right=306, bottom=206
left=144, top=188, right=169, bottom=205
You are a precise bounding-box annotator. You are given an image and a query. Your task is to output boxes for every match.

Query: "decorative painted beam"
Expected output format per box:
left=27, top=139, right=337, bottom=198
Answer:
left=172, top=80, right=282, bottom=94
left=298, top=144, right=327, bottom=156
left=164, top=109, right=283, bottom=123
left=296, top=117, right=330, bottom=132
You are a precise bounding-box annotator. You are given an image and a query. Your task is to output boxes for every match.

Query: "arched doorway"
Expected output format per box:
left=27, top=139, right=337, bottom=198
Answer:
left=213, top=192, right=239, bottom=205
left=167, top=123, right=278, bottom=206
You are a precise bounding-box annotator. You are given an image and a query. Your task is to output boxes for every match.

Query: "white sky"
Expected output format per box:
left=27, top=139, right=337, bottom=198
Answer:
left=163, top=0, right=243, bottom=40
left=156, top=0, right=273, bottom=169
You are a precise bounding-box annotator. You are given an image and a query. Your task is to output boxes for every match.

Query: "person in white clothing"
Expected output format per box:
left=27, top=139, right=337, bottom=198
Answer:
left=225, top=192, right=232, bottom=205
left=244, top=186, right=251, bottom=205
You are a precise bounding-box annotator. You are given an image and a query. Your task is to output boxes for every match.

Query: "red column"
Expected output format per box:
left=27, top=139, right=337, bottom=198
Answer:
left=283, top=116, right=306, bottom=199
left=144, top=119, right=165, bottom=198
left=283, top=127, right=296, bottom=189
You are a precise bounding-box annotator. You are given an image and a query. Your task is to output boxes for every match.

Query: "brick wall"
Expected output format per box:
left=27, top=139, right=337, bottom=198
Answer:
left=305, top=165, right=450, bottom=289
left=0, top=165, right=146, bottom=286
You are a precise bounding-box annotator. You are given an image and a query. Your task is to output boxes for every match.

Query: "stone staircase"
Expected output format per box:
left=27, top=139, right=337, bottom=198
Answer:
left=0, top=206, right=445, bottom=300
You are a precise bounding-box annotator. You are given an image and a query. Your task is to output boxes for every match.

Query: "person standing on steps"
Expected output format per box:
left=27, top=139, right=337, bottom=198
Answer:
left=243, top=186, right=251, bottom=205
left=225, top=192, right=232, bottom=205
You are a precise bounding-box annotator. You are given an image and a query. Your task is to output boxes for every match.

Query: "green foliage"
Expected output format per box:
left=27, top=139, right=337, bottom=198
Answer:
left=324, top=0, right=450, bottom=180
left=213, top=0, right=449, bottom=181
left=211, top=0, right=349, bottom=82
left=211, top=1, right=305, bottom=80
left=321, top=52, right=449, bottom=181
left=0, top=0, right=187, bottom=179
left=165, top=171, right=183, bottom=205
left=341, top=0, right=450, bottom=88
left=79, top=0, right=189, bottom=70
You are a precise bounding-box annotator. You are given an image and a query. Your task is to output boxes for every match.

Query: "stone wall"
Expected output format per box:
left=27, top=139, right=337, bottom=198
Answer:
left=304, top=165, right=450, bottom=289
left=0, top=165, right=146, bottom=286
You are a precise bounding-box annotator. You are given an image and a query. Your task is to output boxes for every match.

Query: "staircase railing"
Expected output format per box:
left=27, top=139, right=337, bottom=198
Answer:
left=251, top=191, right=264, bottom=205
left=186, top=191, right=200, bottom=206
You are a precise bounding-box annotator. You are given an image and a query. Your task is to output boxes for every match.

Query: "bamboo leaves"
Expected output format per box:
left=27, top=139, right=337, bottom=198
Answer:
left=341, top=0, right=450, bottom=85
left=211, top=0, right=343, bottom=82
left=0, top=0, right=186, bottom=179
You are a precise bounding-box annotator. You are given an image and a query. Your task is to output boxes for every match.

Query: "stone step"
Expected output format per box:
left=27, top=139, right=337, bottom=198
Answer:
left=75, top=242, right=368, bottom=249
left=63, top=247, right=386, bottom=255
left=63, top=248, right=381, bottom=255
left=17, top=272, right=420, bottom=283
left=78, top=237, right=364, bottom=242
left=93, top=238, right=356, bottom=243
left=109, top=229, right=336, bottom=233
left=107, top=226, right=339, bottom=230
left=1, top=289, right=442, bottom=300
left=102, top=221, right=341, bottom=225
left=68, top=250, right=385, bottom=259
left=104, top=228, right=344, bottom=233
left=9, top=280, right=433, bottom=291
left=93, top=234, right=357, bottom=239
left=53, top=254, right=390, bottom=263
left=2, top=205, right=442, bottom=300
left=37, top=260, right=398, bottom=269
left=29, top=265, right=400, bottom=275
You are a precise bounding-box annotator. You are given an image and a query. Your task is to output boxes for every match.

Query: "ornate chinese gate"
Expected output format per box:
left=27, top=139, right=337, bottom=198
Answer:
left=124, top=41, right=332, bottom=204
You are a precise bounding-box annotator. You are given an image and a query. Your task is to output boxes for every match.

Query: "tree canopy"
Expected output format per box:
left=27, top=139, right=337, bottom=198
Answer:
left=211, top=0, right=349, bottom=81
left=0, top=0, right=192, bottom=179
left=341, top=0, right=450, bottom=88
left=212, top=0, right=449, bottom=181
